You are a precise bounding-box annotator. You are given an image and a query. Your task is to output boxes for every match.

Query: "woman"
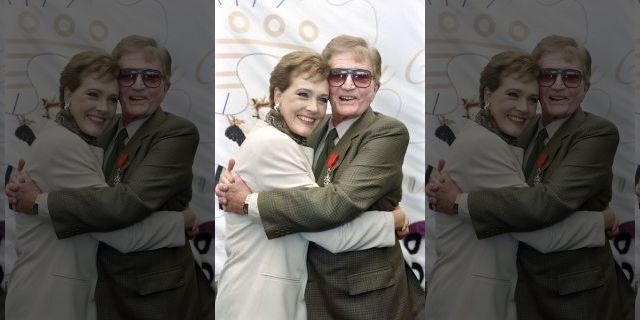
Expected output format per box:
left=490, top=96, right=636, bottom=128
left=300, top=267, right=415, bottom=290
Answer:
left=425, top=51, right=614, bottom=319
left=6, top=51, right=192, bottom=320
left=215, top=50, right=407, bottom=320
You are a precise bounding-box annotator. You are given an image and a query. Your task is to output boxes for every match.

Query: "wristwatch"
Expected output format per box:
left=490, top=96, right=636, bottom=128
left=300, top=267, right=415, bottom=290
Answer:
left=31, top=202, right=39, bottom=215
left=242, top=194, right=252, bottom=215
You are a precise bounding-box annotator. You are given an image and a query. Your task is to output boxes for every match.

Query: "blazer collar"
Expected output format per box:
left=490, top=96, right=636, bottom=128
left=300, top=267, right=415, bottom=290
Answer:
left=102, top=107, right=167, bottom=171
left=326, top=107, right=375, bottom=172
left=520, top=107, right=586, bottom=171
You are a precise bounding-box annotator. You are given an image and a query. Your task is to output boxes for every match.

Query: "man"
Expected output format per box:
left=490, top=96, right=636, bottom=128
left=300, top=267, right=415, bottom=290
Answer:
left=428, top=35, right=634, bottom=319
left=217, top=35, right=424, bottom=319
left=7, top=35, right=213, bottom=319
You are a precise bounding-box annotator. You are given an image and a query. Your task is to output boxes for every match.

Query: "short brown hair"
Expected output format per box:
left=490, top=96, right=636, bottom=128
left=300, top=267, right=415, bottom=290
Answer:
left=531, top=35, right=591, bottom=86
left=59, top=50, right=119, bottom=105
left=112, top=34, right=172, bottom=81
left=269, top=50, right=330, bottom=107
left=321, top=35, right=382, bottom=84
left=479, top=50, right=540, bottom=106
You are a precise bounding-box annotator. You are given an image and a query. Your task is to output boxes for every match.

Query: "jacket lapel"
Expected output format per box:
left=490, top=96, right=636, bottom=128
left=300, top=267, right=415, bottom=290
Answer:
left=108, top=108, right=167, bottom=181
left=323, top=107, right=375, bottom=179
left=542, top=107, right=586, bottom=172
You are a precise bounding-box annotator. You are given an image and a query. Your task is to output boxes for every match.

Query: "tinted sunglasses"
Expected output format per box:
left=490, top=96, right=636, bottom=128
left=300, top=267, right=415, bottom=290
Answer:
left=118, top=68, right=164, bottom=88
left=538, top=68, right=583, bottom=88
left=328, top=68, right=373, bottom=88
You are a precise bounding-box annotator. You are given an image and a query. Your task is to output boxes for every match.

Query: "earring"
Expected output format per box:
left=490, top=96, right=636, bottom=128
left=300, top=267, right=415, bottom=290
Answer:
left=274, top=103, right=280, bottom=111
left=64, top=104, right=70, bottom=111
left=483, top=103, right=490, bottom=111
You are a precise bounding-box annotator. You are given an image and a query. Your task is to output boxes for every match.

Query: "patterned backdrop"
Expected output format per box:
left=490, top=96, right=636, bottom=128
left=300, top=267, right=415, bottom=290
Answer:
left=426, top=1, right=640, bottom=291
left=0, top=1, right=214, bottom=289
left=214, top=1, right=427, bottom=288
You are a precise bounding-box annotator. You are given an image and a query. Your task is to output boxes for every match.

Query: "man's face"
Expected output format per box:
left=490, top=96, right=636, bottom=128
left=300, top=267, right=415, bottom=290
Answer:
left=537, top=51, right=588, bottom=125
left=327, top=50, right=379, bottom=125
left=118, top=50, right=168, bottom=124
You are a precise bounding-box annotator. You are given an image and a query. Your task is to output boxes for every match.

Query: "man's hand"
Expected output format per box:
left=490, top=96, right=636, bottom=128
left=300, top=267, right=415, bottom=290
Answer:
left=432, top=174, right=461, bottom=215
left=215, top=159, right=236, bottom=209
left=183, top=206, right=199, bottom=240
left=602, top=206, right=620, bottom=239
left=5, top=159, right=26, bottom=208
left=12, top=175, right=42, bottom=214
left=224, top=172, right=252, bottom=214
left=392, top=206, right=410, bottom=239
left=426, top=159, right=445, bottom=209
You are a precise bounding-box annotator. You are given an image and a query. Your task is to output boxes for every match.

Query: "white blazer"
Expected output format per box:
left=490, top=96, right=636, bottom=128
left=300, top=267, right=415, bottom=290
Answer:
left=215, top=121, right=397, bottom=320
left=6, top=121, right=186, bottom=320
left=426, top=122, right=605, bottom=320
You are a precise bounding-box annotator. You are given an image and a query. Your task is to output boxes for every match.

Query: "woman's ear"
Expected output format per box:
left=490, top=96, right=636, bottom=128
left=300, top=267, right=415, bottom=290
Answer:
left=483, top=87, right=492, bottom=103
left=63, top=88, right=72, bottom=106
left=273, top=88, right=282, bottom=105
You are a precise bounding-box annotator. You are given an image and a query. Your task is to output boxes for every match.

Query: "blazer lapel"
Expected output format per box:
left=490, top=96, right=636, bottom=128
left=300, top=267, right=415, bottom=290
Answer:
left=543, top=107, right=586, bottom=172
left=108, top=108, right=168, bottom=181
left=325, top=107, right=375, bottom=177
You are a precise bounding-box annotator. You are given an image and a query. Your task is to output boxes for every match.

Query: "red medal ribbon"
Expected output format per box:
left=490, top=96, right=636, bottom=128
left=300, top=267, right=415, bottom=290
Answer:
left=117, top=153, right=128, bottom=169
left=536, top=153, right=549, bottom=169
left=326, top=153, right=339, bottom=169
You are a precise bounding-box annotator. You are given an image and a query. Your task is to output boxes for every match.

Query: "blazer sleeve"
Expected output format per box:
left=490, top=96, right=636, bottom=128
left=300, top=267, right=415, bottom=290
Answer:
left=468, top=118, right=619, bottom=238
left=239, top=126, right=398, bottom=248
left=90, top=210, right=185, bottom=252
left=258, top=117, right=409, bottom=239
left=300, top=210, right=396, bottom=253
left=48, top=117, right=199, bottom=238
left=511, top=210, right=605, bottom=253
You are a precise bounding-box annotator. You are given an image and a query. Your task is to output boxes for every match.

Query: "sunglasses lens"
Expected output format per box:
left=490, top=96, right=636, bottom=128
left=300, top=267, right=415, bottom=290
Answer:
left=562, top=71, right=582, bottom=88
left=142, top=71, right=163, bottom=88
left=329, top=71, right=347, bottom=87
left=538, top=71, right=557, bottom=87
left=118, top=72, right=137, bottom=87
left=352, top=71, right=372, bottom=88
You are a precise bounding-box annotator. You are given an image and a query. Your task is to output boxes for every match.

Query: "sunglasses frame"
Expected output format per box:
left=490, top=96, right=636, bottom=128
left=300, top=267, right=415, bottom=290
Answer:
left=118, top=68, right=164, bottom=88
left=538, top=68, right=583, bottom=88
left=328, top=68, right=373, bottom=88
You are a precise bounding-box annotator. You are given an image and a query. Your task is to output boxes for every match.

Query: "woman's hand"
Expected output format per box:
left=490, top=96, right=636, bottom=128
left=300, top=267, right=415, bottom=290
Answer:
left=183, top=206, right=199, bottom=240
left=392, top=206, right=410, bottom=239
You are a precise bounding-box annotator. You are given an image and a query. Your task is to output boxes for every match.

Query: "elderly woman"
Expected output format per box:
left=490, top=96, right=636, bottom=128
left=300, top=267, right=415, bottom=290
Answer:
left=425, top=51, right=616, bottom=320
left=5, top=51, right=193, bottom=320
left=215, top=50, right=407, bottom=320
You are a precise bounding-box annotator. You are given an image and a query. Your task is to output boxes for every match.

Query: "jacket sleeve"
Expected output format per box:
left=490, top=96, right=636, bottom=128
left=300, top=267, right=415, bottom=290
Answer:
left=48, top=117, right=199, bottom=238
left=258, top=117, right=409, bottom=239
left=300, top=210, right=396, bottom=253
left=510, top=210, right=605, bottom=253
left=468, top=118, right=618, bottom=239
left=90, top=210, right=185, bottom=252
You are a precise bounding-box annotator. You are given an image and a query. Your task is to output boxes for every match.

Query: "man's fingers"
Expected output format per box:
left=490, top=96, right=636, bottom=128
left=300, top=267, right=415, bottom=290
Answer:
left=17, top=159, right=25, bottom=172
left=437, top=159, right=445, bottom=172
left=227, top=159, right=236, bottom=173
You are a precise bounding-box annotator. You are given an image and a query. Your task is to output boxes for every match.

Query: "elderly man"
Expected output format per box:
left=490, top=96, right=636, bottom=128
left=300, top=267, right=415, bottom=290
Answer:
left=217, top=35, right=424, bottom=319
left=7, top=35, right=213, bottom=320
left=428, top=35, right=634, bottom=320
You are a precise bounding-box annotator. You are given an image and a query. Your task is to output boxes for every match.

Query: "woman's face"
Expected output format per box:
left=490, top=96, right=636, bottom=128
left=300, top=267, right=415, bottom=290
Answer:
left=65, top=73, right=118, bottom=137
left=485, top=73, right=539, bottom=138
left=274, top=73, right=329, bottom=138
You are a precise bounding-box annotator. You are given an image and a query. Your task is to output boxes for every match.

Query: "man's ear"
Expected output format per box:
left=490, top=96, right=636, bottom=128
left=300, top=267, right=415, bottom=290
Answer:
left=373, top=82, right=380, bottom=93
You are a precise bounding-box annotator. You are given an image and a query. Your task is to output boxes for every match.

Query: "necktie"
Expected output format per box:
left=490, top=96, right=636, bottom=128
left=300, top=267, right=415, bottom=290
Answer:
left=314, top=128, right=338, bottom=178
left=104, top=128, right=128, bottom=178
left=524, top=128, right=548, bottom=179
